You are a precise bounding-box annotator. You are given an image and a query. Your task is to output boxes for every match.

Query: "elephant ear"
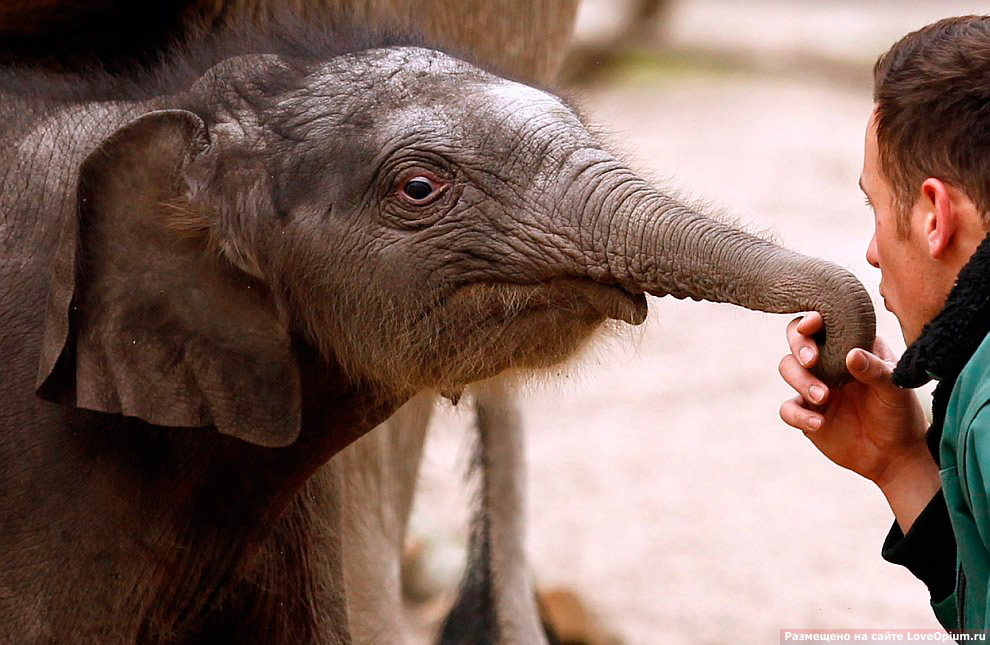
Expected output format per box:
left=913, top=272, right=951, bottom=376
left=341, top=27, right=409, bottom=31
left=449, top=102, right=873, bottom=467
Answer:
left=36, top=109, right=302, bottom=447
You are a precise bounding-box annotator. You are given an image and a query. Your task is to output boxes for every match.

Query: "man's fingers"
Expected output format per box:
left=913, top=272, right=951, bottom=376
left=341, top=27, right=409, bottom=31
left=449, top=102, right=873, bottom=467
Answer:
left=795, top=311, right=824, bottom=336
left=779, top=354, right=829, bottom=405
left=780, top=396, right=824, bottom=433
left=787, top=313, right=824, bottom=367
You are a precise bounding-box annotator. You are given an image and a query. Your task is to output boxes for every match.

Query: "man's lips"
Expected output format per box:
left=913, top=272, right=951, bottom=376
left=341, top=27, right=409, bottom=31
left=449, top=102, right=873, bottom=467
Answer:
left=879, top=288, right=891, bottom=311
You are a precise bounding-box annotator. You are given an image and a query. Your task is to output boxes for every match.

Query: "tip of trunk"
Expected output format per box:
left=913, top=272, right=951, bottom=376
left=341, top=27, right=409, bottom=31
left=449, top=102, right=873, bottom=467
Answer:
left=808, top=279, right=877, bottom=388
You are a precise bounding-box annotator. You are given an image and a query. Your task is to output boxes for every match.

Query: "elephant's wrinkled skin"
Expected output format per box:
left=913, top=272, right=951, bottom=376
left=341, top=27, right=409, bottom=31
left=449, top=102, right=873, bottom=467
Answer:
left=0, top=26, right=874, bottom=644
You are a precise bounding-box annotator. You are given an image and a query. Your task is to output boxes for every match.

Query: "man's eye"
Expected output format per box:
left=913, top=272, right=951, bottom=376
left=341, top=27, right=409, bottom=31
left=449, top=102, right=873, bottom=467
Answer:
left=400, top=176, right=441, bottom=204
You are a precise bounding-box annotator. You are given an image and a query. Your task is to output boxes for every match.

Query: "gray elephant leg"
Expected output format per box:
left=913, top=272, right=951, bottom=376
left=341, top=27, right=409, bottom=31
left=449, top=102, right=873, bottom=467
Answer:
left=337, top=392, right=434, bottom=643
left=337, top=381, right=542, bottom=645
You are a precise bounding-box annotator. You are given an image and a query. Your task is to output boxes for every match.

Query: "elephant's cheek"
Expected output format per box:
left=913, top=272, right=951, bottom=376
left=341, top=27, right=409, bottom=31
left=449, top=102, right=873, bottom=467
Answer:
left=463, top=308, right=607, bottom=383
left=495, top=307, right=606, bottom=371
left=424, top=291, right=607, bottom=388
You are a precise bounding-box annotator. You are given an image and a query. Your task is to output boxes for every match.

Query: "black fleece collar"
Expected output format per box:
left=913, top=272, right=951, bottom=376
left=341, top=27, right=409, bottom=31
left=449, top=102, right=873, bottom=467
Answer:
left=893, top=234, right=990, bottom=388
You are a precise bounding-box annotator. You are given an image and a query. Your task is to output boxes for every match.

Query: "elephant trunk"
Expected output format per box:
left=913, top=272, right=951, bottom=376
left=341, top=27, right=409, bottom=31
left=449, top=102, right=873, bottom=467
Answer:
left=579, top=177, right=876, bottom=386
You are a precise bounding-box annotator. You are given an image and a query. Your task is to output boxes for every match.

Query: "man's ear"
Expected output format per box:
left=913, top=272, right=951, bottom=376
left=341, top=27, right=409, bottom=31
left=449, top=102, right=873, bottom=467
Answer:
left=36, top=109, right=302, bottom=447
left=922, top=177, right=957, bottom=260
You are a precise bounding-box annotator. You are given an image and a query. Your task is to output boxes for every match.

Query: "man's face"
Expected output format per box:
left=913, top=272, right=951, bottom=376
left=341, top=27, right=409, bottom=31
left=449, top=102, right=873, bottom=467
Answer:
left=860, top=111, right=944, bottom=344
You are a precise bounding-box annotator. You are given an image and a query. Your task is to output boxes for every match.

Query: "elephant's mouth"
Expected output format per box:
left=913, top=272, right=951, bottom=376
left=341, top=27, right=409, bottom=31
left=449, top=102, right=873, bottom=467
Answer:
left=569, top=281, right=648, bottom=325
left=452, top=279, right=648, bottom=327
left=421, top=280, right=648, bottom=386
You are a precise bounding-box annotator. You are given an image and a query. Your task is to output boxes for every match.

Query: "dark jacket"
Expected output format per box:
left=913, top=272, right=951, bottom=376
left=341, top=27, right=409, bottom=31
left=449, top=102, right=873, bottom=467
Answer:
left=883, top=234, right=990, bottom=630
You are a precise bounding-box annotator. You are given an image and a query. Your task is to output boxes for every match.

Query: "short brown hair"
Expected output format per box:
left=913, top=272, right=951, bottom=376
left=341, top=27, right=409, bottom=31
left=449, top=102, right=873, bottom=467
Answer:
left=873, top=15, right=990, bottom=227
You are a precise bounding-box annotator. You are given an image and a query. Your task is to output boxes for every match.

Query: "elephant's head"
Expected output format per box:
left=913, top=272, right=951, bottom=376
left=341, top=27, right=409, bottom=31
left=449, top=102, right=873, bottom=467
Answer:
left=36, top=44, right=875, bottom=447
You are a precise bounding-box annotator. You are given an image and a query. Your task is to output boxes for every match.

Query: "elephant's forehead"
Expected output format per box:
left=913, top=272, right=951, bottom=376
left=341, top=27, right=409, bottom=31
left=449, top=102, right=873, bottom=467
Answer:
left=304, top=49, right=589, bottom=159
left=476, top=80, right=578, bottom=130
left=445, top=80, right=590, bottom=163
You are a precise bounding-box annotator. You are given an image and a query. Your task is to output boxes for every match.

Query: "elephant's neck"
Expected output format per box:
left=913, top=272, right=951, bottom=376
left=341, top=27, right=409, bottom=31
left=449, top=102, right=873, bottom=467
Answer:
left=137, top=351, right=400, bottom=635
left=47, top=349, right=401, bottom=640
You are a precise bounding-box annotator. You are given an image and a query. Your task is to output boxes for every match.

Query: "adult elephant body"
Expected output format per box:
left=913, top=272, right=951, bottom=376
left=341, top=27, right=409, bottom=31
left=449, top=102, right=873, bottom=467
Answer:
left=0, top=0, right=577, bottom=85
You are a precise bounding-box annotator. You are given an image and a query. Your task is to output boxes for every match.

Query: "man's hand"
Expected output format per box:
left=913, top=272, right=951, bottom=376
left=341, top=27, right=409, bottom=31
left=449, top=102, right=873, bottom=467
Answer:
left=779, top=312, right=940, bottom=532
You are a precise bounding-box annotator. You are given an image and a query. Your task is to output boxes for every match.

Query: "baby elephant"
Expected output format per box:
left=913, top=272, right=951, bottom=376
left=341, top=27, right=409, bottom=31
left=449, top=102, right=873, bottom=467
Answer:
left=0, top=24, right=874, bottom=643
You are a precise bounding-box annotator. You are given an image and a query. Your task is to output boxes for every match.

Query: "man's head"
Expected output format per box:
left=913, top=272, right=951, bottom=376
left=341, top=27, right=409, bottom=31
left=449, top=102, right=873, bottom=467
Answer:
left=862, top=15, right=990, bottom=344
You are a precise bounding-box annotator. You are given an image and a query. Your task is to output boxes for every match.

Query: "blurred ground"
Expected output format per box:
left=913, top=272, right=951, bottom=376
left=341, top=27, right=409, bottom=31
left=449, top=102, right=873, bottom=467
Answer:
left=406, top=2, right=990, bottom=643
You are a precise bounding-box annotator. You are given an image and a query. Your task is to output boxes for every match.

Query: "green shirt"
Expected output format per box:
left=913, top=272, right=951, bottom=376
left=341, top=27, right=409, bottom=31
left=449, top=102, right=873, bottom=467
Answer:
left=937, top=329, right=990, bottom=629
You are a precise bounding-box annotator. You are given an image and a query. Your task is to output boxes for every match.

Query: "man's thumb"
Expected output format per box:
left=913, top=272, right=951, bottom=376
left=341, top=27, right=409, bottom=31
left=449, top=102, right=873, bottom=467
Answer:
left=847, top=348, right=893, bottom=387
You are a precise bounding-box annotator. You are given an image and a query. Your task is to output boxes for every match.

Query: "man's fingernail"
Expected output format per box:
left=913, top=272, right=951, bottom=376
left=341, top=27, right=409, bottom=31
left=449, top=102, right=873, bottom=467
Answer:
left=807, top=416, right=822, bottom=431
left=849, top=351, right=867, bottom=372
left=799, top=347, right=815, bottom=366
left=809, top=385, right=825, bottom=403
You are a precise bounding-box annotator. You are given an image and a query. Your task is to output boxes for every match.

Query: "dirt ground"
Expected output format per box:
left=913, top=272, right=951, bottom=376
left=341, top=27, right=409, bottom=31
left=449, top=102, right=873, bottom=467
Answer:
left=406, top=4, right=990, bottom=643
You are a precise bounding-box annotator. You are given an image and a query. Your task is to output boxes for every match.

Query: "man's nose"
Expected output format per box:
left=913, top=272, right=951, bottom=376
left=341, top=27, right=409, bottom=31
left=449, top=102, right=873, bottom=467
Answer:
left=865, top=233, right=880, bottom=268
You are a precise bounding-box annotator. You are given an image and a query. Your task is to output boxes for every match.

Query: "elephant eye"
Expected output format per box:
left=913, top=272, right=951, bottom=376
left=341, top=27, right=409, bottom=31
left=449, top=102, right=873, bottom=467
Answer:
left=399, top=175, right=445, bottom=205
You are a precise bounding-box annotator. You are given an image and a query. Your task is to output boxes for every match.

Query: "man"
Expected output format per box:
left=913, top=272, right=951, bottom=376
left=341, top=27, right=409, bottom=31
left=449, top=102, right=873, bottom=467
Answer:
left=779, top=15, right=990, bottom=630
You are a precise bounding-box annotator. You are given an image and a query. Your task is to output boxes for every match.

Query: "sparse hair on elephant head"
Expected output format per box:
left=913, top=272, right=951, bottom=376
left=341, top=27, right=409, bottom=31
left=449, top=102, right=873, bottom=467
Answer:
left=29, top=21, right=874, bottom=450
